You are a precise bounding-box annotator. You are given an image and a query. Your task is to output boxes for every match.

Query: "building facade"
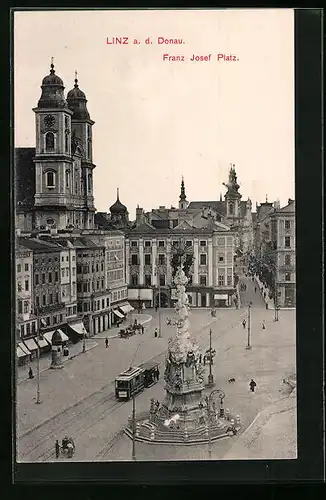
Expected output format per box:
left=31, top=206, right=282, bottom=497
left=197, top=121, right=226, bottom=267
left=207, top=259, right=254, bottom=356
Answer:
left=252, top=199, right=296, bottom=308
left=15, top=245, right=36, bottom=342
left=270, top=200, right=296, bottom=308
left=125, top=223, right=236, bottom=309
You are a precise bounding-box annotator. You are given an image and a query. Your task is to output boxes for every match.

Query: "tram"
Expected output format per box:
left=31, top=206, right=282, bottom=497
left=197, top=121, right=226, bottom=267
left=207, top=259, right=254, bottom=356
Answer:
left=115, top=361, right=160, bottom=400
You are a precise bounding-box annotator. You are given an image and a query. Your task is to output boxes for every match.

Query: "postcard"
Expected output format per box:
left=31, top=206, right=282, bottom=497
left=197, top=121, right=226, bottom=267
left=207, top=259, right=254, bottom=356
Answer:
left=14, top=8, right=297, bottom=466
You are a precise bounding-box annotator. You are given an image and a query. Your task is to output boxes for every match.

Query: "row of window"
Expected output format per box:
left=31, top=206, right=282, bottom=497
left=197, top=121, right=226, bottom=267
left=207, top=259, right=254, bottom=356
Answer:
left=77, top=263, right=104, bottom=274
left=61, top=255, right=75, bottom=262
left=77, top=280, right=105, bottom=293
left=35, top=293, right=60, bottom=307
left=130, top=253, right=231, bottom=266
left=34, top=268, right=75, bottom=285
left=66, top=305, right=77, bottom=317
left=20, top=321, right=36, bottom=338
left=17, top=263, right=30, bottom=273
left=108, top=269, right=124, bottom=281
left=35, top=256, right=62, bottom=264
left=130, top=240, right=209, bottom=248
left=111, top=288, right=127, bottom=303
left=130, top=273, right=233, bottom=287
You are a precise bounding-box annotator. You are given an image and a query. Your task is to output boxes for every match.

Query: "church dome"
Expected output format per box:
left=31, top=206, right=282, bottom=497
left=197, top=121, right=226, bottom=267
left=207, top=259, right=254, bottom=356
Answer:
left=67, top=73, right=90, bottom=120
left=38, top=62, right=67, bottom=109
left=110, top=188, right=127, bottom=214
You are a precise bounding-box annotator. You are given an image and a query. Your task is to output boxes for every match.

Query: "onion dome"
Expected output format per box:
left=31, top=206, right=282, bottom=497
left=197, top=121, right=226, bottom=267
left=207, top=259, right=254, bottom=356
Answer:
left=38, top=60, right=68, bottom=109
left=110, top=188, right=127, bottom=214
left=67, top=71, right=90, bottom=120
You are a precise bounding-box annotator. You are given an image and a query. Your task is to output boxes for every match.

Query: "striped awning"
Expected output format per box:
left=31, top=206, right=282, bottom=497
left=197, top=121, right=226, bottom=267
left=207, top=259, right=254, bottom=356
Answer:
left=17, top=345, right=28, bottom=358
left=68, top=322, right=86, bottom=336
left=23, top=338, right=38, bottom=351
left=113, top=309, right=124, bottom=319
left=119, top=302, right=134, bottom=314
left=43, top=329, right=69, bottom=344
left=35, top=337, right=49, bottom=349
left=17, top=342, right=31, bottom=355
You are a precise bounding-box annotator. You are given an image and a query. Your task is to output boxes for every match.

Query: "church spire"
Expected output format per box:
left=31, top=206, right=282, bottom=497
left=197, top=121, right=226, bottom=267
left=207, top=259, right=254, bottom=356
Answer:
left=179, top=176, right=186, bottom=201
left=179, top=176, right=188, bottom=210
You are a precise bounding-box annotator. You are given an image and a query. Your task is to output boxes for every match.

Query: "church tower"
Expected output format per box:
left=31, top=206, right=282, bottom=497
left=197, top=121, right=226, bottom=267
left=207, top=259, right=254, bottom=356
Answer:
left=179, top=176, right=188, bottom=210
left=223, top=164, right=242, bottom=219
left=66, top=71, right=96, bottom=229
left=32, top=62, right=96, bottom=230
left=33, top=60, right=74, bottom=230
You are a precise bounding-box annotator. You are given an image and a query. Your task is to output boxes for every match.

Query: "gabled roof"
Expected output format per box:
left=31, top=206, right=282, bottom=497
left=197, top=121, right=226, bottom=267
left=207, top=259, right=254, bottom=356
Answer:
left=18, top=237, right=61, bottom=252
left=277, top=200, right=295, bottom=214
left=187, top=201, right=226, bottom=215
left=173, top=220, right=194, bottom=230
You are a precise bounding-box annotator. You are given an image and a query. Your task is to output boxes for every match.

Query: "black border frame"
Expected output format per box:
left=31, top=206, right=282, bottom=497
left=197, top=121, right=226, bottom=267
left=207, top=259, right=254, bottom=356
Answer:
left=6, top=7, right=324, bottom=485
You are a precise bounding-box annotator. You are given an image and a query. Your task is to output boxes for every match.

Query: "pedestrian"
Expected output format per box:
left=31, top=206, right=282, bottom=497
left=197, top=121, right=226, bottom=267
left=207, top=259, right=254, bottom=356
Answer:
left=156, top=367, right=160, bottom=381
left=154, top=328, right=158, bottom=338
left=105, top=337, right=109, bottom=348
left=142, top=302, right=146, bottom=311
left=249, top=379, right=257, bottom=392
left=262, top=320, right=266, bottom=330
left=242, top=319, right=246, bottom=329
left=264, top=292, right=266, bottom=299
left=254, top=287, right=257, bottom=293
left=55, top=440, right=60, bottom=459
left=28, top=367, right=34, bottom=379
left=199, top=353, right=202, bottom=364
left=141, top=325, right=144, bottom=334
left=265, top=303, right=268, bottom=310
left=203, top=355, right=206, bottom=366
left=155, top=305, right=158, bottom=313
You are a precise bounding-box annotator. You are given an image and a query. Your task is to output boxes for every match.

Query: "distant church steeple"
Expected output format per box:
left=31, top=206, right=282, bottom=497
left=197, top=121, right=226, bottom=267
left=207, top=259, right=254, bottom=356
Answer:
left=179, top=176, right=188, bottom=210
left=223, top=163, right=242, bottom=218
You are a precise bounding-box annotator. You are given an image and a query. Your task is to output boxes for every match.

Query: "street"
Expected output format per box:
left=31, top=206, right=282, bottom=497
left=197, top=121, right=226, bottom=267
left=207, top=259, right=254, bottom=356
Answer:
left=17, top=277, right=296, bottom=462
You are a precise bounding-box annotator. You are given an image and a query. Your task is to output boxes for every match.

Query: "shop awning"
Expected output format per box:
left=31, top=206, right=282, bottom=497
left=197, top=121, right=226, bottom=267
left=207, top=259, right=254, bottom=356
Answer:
left=17, top=345, right=28, bottom=358
left=43, top=329, right=69, bottom=344
left=113, top=309, right=124, bottom=319
left=35, top=337, right=49, bottom=349
left=69, top=322, right=86, bottom=336
left=17, top=342, right=31, bottom=356
left=214, top=294, right=228, bottom=300
left=119, top=302, right=134, bottom=314
left=23, top=338, right=38, bottom=351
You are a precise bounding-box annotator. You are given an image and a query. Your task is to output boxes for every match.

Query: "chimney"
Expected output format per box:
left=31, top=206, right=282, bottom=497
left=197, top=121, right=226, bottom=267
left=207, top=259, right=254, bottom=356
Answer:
left=274, top=199, right=280, bottom=210
left=136, top=206, right=144, bottom=224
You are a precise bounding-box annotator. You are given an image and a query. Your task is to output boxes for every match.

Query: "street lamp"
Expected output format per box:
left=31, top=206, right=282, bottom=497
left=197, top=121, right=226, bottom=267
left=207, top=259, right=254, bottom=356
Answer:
left=132, top=395, right=136, bottom=461
left=35, top=308, right=42, bottom=404
left=207, top=328, right=214, bottom=387
left=274, top=284, right=279, bottom=322
left=82, top=315, right=88, bottom=353
left=246, top=301, right=252, bottom=350
left=205, top=389, right=225, bottom=459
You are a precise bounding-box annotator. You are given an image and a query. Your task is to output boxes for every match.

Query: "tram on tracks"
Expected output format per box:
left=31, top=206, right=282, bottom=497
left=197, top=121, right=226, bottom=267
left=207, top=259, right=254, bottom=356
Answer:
left=115, top=361, right=160, bottom=401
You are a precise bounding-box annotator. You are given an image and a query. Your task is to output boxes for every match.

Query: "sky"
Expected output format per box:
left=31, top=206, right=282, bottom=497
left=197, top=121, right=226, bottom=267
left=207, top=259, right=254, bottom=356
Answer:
left=14, top=9, right=294, bottom=219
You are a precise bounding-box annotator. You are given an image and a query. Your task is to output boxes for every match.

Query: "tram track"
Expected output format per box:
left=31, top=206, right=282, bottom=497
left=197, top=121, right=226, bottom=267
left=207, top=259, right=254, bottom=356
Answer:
left=19, top=312, right=244, bottom=462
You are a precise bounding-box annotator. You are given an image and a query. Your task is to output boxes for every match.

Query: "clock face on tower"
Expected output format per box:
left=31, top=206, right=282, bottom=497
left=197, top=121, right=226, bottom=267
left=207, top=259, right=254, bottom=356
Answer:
left=44, top=114, right=56, bottom=128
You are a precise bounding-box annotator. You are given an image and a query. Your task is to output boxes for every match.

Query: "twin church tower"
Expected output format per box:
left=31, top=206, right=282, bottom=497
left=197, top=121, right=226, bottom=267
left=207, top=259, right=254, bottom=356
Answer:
left=16, top=61, right=96, bottom=231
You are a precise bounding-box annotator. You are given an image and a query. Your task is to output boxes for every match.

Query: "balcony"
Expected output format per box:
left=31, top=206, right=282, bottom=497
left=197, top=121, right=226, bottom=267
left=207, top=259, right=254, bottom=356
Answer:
left=35, top=303, right=65, bottom=313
